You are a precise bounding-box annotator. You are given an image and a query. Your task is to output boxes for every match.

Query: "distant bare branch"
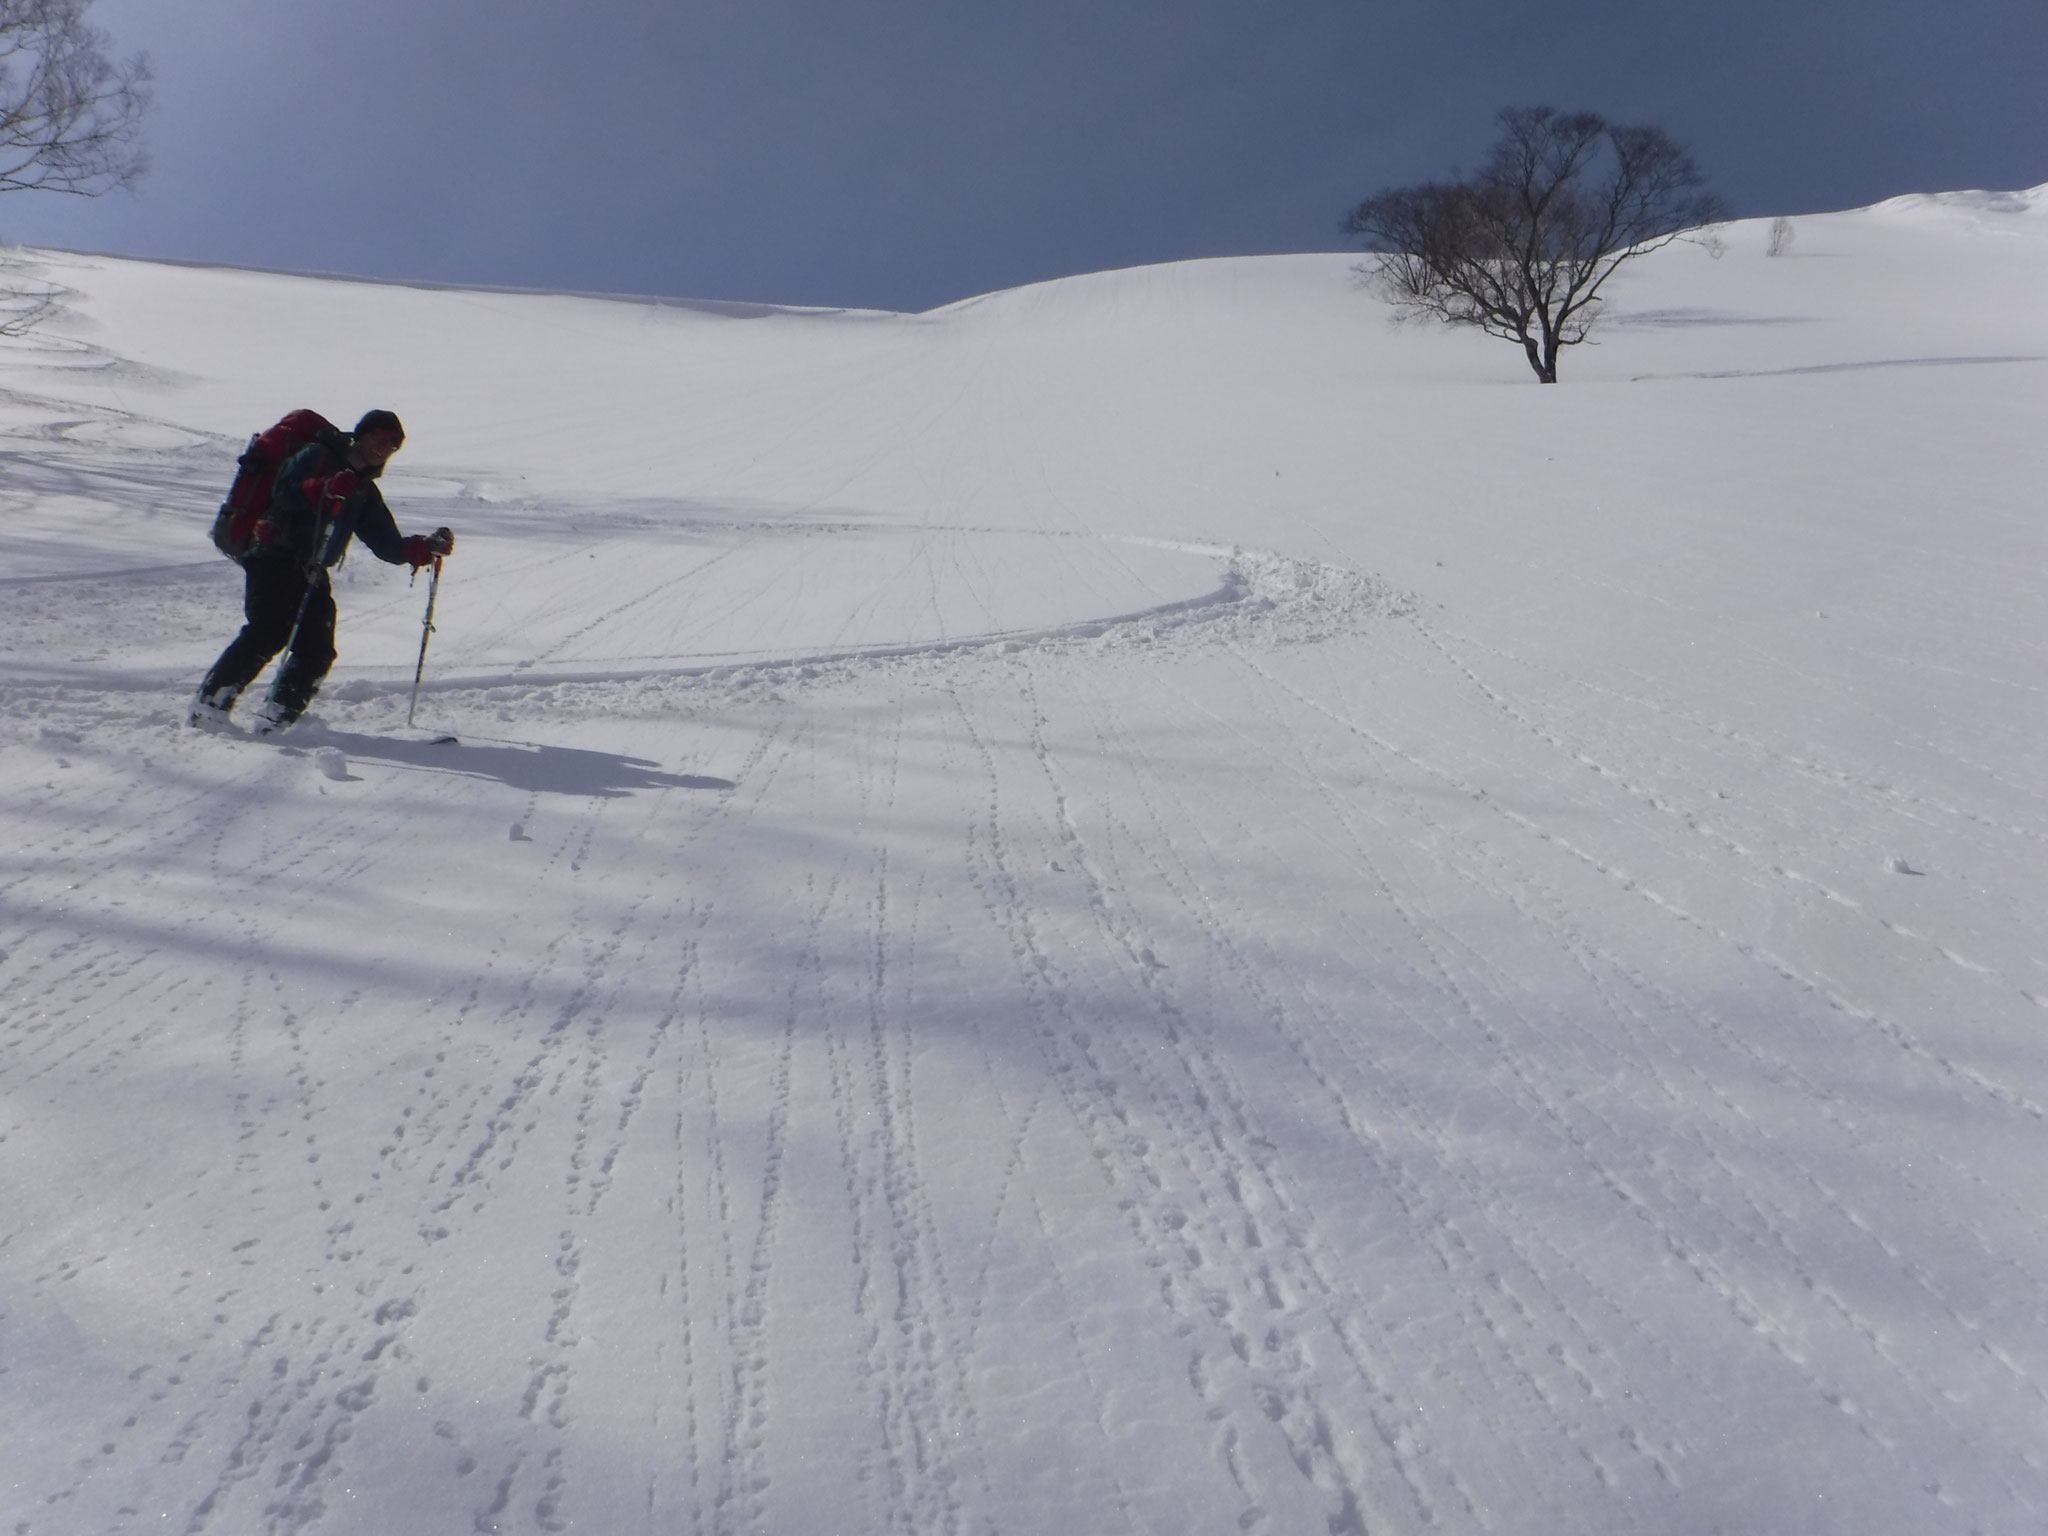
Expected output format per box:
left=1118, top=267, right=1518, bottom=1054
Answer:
left=0, top=271, right=60, bottom=333
left=0, top=0, right=151, bottom=198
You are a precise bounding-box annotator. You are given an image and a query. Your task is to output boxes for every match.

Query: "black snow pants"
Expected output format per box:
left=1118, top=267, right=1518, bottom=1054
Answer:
left=201, top=556, right=337, bottom=715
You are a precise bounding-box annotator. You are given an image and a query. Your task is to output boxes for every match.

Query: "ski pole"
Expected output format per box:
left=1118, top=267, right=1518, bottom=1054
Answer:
left=265, top=507, right=347, bottom=712
left=263, top=566, right=322, bottom=711
left=407, top=555, right=443, bottom=727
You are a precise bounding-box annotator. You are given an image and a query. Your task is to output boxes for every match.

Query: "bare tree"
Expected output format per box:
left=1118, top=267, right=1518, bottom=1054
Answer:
left=1767, top=216, right=1795, bottom=257
left=1, top=0, right=149, bottom=198
left=1345, top=107, right=1726, bottom=382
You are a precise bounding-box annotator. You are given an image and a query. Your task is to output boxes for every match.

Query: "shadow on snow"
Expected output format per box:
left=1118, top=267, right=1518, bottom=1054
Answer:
left=305, top=726, right=736, bottom=798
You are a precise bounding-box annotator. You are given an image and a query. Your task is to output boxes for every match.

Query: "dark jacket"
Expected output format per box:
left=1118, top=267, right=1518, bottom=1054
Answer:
left=252, top=441, right=408, bottom=569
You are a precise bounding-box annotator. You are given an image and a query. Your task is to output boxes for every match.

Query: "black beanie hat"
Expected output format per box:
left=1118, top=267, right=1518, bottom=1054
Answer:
left=353, top=409, right=404, bottom=444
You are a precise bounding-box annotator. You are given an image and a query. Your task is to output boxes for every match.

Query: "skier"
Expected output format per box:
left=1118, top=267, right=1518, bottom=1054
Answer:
left=189, top=409, right=455, bottom=734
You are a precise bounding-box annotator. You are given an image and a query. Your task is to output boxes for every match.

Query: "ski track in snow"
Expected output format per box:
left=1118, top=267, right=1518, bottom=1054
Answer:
left=5, top=227, right=2048, bottom=1535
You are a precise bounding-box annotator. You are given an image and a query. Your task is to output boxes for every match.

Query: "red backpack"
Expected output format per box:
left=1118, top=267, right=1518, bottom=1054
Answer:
left=208, top=409, right=337, bottom=560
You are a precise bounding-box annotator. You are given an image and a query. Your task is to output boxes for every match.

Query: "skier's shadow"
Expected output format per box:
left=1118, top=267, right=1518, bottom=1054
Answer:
left=312, top=729, right=735, bottom=799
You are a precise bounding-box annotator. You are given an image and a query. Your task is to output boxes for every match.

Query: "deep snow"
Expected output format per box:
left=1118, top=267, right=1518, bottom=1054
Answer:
left=2, top=191, right=2045, bottom=1535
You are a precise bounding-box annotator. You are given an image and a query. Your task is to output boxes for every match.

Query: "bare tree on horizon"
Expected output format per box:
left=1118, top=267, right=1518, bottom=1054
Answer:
left=1, top=0, right=148, bottom=332
left=1, top=0, right=149, bottom=199
left=1346, top=108, right=1726, bottom=383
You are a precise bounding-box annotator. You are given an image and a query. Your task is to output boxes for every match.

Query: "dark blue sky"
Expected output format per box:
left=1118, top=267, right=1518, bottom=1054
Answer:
left=8, top=0, right=2045, bottom=311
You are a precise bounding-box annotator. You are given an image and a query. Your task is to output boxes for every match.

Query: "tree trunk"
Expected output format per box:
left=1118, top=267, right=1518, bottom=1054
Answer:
left=1521, top=335, right=1558, bottom=383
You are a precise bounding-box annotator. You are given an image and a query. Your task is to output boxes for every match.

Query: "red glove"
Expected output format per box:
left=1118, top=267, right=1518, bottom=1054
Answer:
left=402, top=527, right=455, bottom=567
left=321, top=470, right=360, bottom=506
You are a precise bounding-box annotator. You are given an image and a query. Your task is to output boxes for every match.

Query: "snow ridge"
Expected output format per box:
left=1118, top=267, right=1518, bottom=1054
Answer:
left=406, top=546, right=1413, bottom=731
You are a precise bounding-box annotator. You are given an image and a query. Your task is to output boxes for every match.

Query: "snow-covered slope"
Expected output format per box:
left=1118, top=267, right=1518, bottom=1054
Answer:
left=3, top=190, right=2045, bottom=1535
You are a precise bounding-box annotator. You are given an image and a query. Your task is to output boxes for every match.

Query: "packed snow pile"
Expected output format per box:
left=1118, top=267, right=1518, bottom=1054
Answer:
left=2, top=191, right=2045, bottom=1536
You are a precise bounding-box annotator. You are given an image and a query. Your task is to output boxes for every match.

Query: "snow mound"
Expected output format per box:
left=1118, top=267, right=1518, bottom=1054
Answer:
left=1868, top=183, right=2048, bottom=220
left=1220, top=548, right=1415, bottom=645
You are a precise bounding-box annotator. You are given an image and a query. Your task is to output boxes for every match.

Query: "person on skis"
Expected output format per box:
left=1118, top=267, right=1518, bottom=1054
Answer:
left=190, top=409, right=454, bottom=734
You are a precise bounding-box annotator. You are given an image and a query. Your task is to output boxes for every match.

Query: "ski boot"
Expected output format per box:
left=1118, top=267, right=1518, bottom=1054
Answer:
left=188, top=683, right=239, bottom=729
left=251, top=695, right=301, bottom=737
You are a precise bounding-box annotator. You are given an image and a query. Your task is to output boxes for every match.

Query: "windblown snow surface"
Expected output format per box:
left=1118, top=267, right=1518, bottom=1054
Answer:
left=2, top=189, right=2045, bottom=1536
